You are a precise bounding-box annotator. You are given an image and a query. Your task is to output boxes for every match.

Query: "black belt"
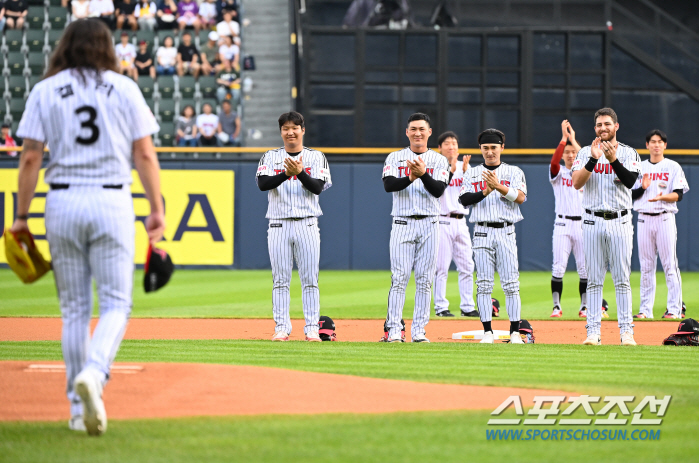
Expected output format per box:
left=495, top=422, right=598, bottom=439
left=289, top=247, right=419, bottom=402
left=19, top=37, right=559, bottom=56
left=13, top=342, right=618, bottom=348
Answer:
left=409, top=215, right=429, bottom=220
left=287, top=217, right=313, bottom=221
left=558, top=215, right=582, bottom=221
left=585, top=209, right=628, bottom=220
left=477, top=222, right=512, bottom=228
left=50, top=184, right=123, bottom=190
left=441, top=213, right=465, bottom=219
left=640, top=211, right=667, bottom=217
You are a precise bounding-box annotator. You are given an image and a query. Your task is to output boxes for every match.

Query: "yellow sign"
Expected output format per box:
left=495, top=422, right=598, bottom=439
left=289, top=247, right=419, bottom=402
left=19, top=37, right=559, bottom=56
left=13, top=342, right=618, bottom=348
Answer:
left=0, top=169, right=234, bottom=266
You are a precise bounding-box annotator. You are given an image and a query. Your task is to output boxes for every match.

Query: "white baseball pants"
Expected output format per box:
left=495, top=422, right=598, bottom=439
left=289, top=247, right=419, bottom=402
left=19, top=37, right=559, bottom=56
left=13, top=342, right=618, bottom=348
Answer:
left=433, top=216, right=475, bottom=314
left=552, top=218, right=587, bottom=279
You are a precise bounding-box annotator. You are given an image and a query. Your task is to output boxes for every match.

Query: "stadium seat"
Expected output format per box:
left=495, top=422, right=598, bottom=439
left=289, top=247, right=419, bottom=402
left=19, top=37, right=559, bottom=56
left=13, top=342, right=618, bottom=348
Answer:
left=5, top=52, right=27, bottom=76
left=49, top=0, right=64, bottom=6
left=136, top=30, right=156, bottom=46
left=177, top=75, right=196, bottom=99
left=197, top=30, right=209, bottom=45
left=157, top=99, right=176, bottom=122
left=27, top=6, right=46, bottom=30
left=3, top=30, right=25, bottom=52
left=47, top=6, right=67, bottom=30
left=0, top=76, right=7, bottom=97
left=9, top=97, right=26, bottom=121
left=178, top=98, right=196, bottom=115
left=28, top=75, right=41, bottom=91
left=27, top=0, right=44, bottom=5
left=138, top=76, right=155, bottom=99
left=47, top=30, right=63, bottom=51
left=26, top=53, right=46, bottom=76
left=144, top=98, right=155, bottom=113
left=26, top=30, right=46, bottom=53
left=157, top=75, right=175, bottom=99
left=158, top=122, right=175, bottom=146
left=156, top=30, right=177, bottom=48
left=198, top=76, right=216, bottom=99
left=8, top=76, right=27, bottom=98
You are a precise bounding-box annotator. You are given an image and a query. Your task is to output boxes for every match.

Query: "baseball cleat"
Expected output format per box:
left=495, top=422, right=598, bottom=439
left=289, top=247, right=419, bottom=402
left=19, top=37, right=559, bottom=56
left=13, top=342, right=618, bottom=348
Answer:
left=582, top=335, right=601, bottom=345
left=74, top=369, right=107, bottom=436
left=480, top=331, right=494, bottom=344
left=578, top=307, right=587, bottom=318
left=305, top=330, right=321, bottom=342
left=550, top=306, right=562, bottom=318
left=435, top=310, right=455, bottom=317
left=620, top=332, right=637, bottom=346
left=412, top=333, right=430, bottom=343
left=68, top=415, right=86, bottom=432
left=460, top=310, right=479, bottom=317
left=633, top=313, right=649, bottom=319
left=509, top=331, right=524, bottom=344
left=387, top=333, right=404, bottom=343
left=662, top=310, right=680, bottom=319
left=272, top=331, right=290, bottom=341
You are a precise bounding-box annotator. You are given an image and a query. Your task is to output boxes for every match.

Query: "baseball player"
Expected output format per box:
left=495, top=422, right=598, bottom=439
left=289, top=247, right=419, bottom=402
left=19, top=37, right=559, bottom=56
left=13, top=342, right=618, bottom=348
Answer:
left=571, top=107, right=641, bottom=346
left=631, top=129, right=689, bottom=319
left=459, top=129, right=527, bottom=344
left=256, top=111, right=332, bottom=342
left=433, top=131, right=477, bottom=318
left=382, top=113, right=450, bottom=343
left=549, top=120, right=592, bottom=318
left=10, top=19, right=164, bottom=435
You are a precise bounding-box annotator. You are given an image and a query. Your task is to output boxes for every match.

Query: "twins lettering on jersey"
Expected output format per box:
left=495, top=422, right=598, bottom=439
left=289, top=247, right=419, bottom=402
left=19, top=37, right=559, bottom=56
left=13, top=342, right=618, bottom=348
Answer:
left=449, top=177, right=463, bottom=187
left=471, top=179, right=510, bottom=192
left=647, top=173, right=670, bottom=182
left=397, top=166, right=436, bottom=177
left=273, top=167, right=312, bottom=180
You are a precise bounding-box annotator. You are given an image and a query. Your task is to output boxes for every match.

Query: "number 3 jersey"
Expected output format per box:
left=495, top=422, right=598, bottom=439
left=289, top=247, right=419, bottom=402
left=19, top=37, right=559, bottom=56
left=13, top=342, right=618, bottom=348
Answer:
left=256, top=147, right=332, bottom=219
left=17, top=69, right=160, bottom=186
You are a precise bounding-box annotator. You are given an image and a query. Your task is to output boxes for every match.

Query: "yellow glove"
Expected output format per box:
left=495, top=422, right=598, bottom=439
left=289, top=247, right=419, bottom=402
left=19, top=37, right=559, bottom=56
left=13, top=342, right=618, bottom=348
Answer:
left=3, top=228, right=52, bottom=283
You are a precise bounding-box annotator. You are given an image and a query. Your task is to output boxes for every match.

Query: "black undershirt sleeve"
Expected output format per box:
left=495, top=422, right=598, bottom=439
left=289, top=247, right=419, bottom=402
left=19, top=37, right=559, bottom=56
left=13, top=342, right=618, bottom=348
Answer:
left=383, top=176, right=412, bottom=192
left=631, top=187, right=645, bottom=201
left=296, top=171, right=325, bottom=195
left=610, top=160, right=638, bottom=189
left=460, top=191, right=486, bottom=206
left=674, top=189, right=684, bottom=202
left=257, top=172, right=289, bottom=191
left=420, top=172, right=447, bottom=198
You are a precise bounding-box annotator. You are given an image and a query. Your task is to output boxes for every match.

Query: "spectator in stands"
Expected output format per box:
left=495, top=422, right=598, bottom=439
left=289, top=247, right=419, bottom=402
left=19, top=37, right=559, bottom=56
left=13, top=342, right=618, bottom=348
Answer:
left=0, top=2, right=7, bottom=32
left=89, top=0, right=115, bottom=30
left=71, top=0, right=91, bottom=21
left=155, top=36, right=177, bottom=75
left=134, top=0, right=156, bottom=30
left=134, top=39, right=156, bottom=79
left=176, top=31, right=200, bottom=78
left=216, top=0, right=237, bottom=22
left=0, top=124, right=18, bottom=152
left=4, top=0, right=27, bottom=30
left=217, top=100, right=240, bottom=146
left=218, top=34, right=239, bottom=70
left=155, top=0, right=177, bottom=29
left=116, top=0, right=137, bottom=30
left=176, top=105, right=198, bottom=147
left=115, top=32, right=137, bottom=79
left=200, top=31, right=220, bottom=76
left=196, top=103, right=220, bottom=147
left=215, top=59, right=240, bottom=104
left=197, top=0, right=216, bottom=30
left=216, top=9, right=240, bottom=45
left=177, top=0, right=200, bottom=34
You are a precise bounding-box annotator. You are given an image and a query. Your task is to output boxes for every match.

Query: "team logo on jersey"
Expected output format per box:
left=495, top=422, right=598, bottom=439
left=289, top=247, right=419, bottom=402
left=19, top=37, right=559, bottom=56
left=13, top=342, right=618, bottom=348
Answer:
left=397, top=166, right=434, bottom=177
left=562, top=178, right=574, bottom=187
left=471, top=179, right=510, bottom=192
left=572, top=159, right=582, bottom=169
left=658, top=182, right=667, bottom=189
left=648, top=173, right=670, bottom=181
left=593, top=164, right=615, bottom=174
left=449, top=178, right=463, bottom=187
left=56, top=84, right=73, bottom=99
left=273, top=167, right=311, bottom=180
left=383, top=165, right=391, bottom=173
left=257, top=165, right=269, bottom=174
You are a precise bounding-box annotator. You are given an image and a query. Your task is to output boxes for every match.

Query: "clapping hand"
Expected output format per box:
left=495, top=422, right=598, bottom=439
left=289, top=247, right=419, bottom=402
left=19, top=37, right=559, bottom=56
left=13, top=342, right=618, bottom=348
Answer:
left=284, top=155, right=304, bottom=177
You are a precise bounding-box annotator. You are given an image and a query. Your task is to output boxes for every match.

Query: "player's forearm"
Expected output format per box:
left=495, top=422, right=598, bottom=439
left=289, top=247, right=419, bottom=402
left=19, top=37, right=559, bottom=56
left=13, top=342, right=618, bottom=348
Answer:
left=15, top=140, right=44, bottom=217
left=631, top=187, right=645, bottom=201
left=383, top=176, right=412, bottom=192
left=132, top=136, right=164, bottom=214
left=257, top=172, right=288, bottom=191
left=420, top=172, right=447, bottom=198
left=550, top=141, right=565, bottom=177
left=609, top=160, right=637, bottom=189
left=459, top=191, right=485, bottom=206
left=514, top=190, right=526, bottom=204
left=296, top=171, right=325, bottom=195
left=572, top=169, right=591, bottom=190
left=659, top=191, right=681, bottom=202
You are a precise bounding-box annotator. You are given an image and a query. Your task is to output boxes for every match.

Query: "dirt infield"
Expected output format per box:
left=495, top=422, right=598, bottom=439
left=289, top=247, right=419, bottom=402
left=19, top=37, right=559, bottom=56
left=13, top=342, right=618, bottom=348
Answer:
left=0, top=361, right=577, bottom=422
left=0, top=317, right=677, bottom=345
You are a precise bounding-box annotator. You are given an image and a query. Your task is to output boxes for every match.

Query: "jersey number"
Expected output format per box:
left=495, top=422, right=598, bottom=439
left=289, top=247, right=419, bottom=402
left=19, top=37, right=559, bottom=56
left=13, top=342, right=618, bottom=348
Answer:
left=75, top=105, right=100, bottom=145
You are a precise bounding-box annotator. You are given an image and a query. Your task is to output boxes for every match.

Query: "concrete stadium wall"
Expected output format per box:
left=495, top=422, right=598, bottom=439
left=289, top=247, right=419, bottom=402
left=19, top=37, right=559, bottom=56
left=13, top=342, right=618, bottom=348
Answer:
left=169, top=160, right=699, bottom=272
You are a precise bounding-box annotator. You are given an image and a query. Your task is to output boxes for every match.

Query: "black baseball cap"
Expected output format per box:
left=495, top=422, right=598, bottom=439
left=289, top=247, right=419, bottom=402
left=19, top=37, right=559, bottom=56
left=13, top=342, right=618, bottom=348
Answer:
left=144, top=244, right=174, bottom=293
left=492, top=297, right=500, bottom=309
left=676, top=318, right=699, bottom=335
left=518, top=319, right=533, bottom=333
left=318, top=315, right=337, bottom=341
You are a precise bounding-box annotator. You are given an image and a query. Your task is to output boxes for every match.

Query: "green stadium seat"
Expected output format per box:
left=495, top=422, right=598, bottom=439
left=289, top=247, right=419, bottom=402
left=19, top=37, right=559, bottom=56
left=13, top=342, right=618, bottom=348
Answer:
left=47, top=6, right=67, bottom=30
left=156, top=30, right=176, bottom=48
left=4, top=30, right=25, bottom=52
left=177, top=75, right=195, bottom=99
left=178, top=98, right=196, bottom=115
left=198, top=76, right=216, bottom=99
left=157, top=99, right=176, bottom=122
left=26, top=53, right=46, bottom=76
left=156, top=75, right=175, bottom=99
left=28, top=75, right=41, bottom=91
left=0, top=76, right=6, bottom=95
left=47, top=30, right=63, bottom=50
left=197, top=30, right=209, bottom=45
left=138, top=76, right=155, bottom=99
left=8, top=76, right=27, bottom=98
left=27, top=6, right=46, bottom=30
left=144, top=98, right=155, bottom=113
left=26, top=30, right=46, bottom=53
left=5, top=52, right=27, bottom=76
left=158, top=122, right=175, bottom=147
left=136, top=30, right=156, bottom=47
left=27, top=0, right=44, bottom=5
left=9, top=97, right=26, bottom=121
left=49, top=0, right=63, bottom=6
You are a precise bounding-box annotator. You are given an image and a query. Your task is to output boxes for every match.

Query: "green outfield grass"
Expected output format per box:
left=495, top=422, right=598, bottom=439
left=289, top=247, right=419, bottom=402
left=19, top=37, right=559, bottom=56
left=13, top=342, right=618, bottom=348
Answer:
left=0, top=269, right=695, bottom=320
left=1, top=340, right=698, bottom=462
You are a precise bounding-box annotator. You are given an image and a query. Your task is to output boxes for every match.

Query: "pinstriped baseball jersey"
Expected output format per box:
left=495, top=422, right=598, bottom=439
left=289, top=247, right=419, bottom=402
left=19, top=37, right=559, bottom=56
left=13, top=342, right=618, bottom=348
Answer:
left=550, top=165, right=583, bottom=216
left=16, top=69, right=160, bottom=185
left=256, top=147, right=332, bottom=219
left=571, top=143, right=641, bottom=211
left=459, top=163, right=527, bottom=223
left=382, top=148, right=450, bottom=217
left=439, top=161, right=469, bottom=216
left=633, top=159, right=689, bottom=214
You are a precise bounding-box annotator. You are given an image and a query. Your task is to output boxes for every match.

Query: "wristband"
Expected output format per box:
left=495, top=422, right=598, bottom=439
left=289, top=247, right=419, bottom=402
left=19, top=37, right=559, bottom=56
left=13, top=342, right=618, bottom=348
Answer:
left=16, top=214, right=29, bottom=220
left=585, top=157, right=598, bottom=172
left=503, top=187, right=518, bottom=202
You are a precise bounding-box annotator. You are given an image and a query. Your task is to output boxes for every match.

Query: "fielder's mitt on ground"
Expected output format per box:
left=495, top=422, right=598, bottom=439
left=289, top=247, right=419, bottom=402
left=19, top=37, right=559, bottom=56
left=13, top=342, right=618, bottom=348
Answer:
left=662, top=318, right=699, bottom=346
left=3, top=229, right=51, bottom=283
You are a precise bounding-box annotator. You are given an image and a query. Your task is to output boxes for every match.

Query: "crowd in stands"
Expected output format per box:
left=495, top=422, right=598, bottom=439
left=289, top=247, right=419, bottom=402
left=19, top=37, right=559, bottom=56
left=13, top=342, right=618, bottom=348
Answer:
left=176, top=100, right=240, bottom=147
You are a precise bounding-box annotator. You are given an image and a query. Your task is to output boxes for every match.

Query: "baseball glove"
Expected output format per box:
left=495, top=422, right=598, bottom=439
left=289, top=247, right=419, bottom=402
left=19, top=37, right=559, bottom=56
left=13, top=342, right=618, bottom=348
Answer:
left=662, top=334, right=699, bottom=346
left=3, top=228, right=51, bottom=283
